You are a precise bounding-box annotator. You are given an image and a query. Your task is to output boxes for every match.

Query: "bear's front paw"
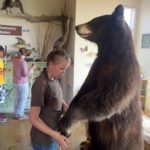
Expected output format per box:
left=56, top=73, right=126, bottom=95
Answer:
left=60, top=129, right=71, bottom=138
left=58, top=116, right=71, bottom=138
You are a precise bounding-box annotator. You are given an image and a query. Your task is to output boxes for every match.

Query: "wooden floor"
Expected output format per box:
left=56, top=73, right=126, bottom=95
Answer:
left=0, top=114, right=86, bottom=150
left=0, top=113, right=150, bottom=150
left=144, top=111, right=150, bottom=150
left=0, top=114, right=32, bottom=150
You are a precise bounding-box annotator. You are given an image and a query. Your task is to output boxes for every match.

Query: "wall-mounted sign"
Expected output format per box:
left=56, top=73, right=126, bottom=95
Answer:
left=141, top=34, right=150, bottom=49
left=0, top=25, right=22, bottom=36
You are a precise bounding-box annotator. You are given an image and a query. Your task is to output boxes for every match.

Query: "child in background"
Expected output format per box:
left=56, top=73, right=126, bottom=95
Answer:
left=0, top=45, right=7, bottom=123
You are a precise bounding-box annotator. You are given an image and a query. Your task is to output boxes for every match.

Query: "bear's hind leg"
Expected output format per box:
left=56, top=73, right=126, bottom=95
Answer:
left=80, top=139, right=92, bottom=150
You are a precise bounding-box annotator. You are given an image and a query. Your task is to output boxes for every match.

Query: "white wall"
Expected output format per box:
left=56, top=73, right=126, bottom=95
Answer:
left=0, top=17, right=39, bottom=56
left=74, top=0, right=140, bottom=95
left=137, top=0, right=150, bottom=79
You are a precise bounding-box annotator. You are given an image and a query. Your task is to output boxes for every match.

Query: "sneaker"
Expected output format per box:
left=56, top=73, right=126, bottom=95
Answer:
left=13, top=114, right=29, bottom=120
left=0, top=114, right=7, bottom=123
left=18, top=115, right=29, bottom=120
left=12, top=114, right=19, bottom=119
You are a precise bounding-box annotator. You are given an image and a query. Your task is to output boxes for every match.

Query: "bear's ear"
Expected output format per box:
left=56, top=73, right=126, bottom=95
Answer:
left=112, top=4, right=124, bottom=20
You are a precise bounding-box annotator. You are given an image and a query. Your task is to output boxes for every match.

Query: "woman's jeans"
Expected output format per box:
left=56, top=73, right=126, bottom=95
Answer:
left=32, top=141, right=56, bottom=150
left=14, top=83, right=29, bottom=117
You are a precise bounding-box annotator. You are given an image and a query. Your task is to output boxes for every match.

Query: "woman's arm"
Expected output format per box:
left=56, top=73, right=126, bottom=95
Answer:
left=21, top=61, right=35, bottom=77
left=62, top=99, right=69, bottom=113
left=29, top=106, right=70, bottom=149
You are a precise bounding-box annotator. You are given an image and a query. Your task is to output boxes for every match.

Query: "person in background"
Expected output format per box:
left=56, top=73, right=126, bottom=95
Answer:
left=0, top=45, right=7, bottom=123
left=12, top=48, right=36, bottom=120
left=29, top=50, right=70, bottom=150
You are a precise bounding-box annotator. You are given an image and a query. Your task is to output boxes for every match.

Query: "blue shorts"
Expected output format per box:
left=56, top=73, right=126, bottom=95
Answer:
left=0, top=84, right=5, bottom=103
left=32, top=141, right=56, bottom=150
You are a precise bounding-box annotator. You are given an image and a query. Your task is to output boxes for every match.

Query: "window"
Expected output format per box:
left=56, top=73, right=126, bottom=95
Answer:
left=124, top=7, right=136, bottom=36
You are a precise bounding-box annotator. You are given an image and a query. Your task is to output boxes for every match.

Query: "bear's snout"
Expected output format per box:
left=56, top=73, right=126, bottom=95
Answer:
left=75, top=24, right=92, bottom=39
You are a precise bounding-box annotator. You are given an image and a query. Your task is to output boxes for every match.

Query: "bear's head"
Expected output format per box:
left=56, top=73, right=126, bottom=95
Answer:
left=76, top=5, right=133, bottom=55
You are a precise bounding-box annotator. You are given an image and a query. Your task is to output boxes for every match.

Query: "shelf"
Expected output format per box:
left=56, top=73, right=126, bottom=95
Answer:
left=0, top=9, right=66, bottom=23
left=141, top=80, right=150, bottom=112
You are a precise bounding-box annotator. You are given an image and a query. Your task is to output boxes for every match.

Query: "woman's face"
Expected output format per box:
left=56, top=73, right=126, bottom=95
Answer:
left=47, top=59, right=70, bottom=79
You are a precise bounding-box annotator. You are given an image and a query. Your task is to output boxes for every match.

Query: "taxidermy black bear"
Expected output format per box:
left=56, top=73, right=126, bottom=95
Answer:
left=58, top=4, right=143, bottom=150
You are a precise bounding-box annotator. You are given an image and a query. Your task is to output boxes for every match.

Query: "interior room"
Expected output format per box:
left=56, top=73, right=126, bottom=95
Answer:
left=0, top=0, right=150, bottom=150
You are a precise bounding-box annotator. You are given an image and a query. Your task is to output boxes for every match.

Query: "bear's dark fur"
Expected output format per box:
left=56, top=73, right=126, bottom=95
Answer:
left=58, top=5, right=143, bottom=150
